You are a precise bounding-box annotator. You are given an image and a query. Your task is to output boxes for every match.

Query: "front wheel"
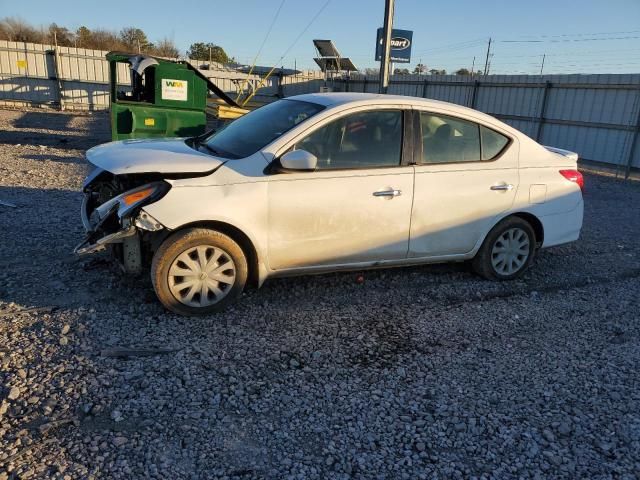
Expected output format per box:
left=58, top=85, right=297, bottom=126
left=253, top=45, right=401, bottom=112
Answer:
left=151, top=228, right=248, bottom=315
left=472, top=217, right=536, bottom=280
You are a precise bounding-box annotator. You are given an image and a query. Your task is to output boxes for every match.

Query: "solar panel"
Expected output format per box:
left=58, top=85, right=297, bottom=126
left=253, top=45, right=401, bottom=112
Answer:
left=313, top=39, right=341, bottom=58
left=313, top=57, right=358, bottom=72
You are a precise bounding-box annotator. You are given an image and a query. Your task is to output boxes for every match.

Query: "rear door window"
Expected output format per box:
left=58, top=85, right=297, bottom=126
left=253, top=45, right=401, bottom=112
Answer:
left=420, top=113, right=481, bottom=163
left=420, top=112, right=513, bottom=164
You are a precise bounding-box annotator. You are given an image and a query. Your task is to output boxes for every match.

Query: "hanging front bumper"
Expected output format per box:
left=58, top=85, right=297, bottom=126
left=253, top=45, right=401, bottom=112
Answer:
left=74, top=226, right=138, bottom=255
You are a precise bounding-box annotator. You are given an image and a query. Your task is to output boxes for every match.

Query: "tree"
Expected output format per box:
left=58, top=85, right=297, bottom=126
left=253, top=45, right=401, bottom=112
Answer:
left=187, top=42, right=229, bottom=64
left=153, top=38, right=179, bottom=58
left=120, top=26, right=151, bottom=52
left=455, top=68, right=470, bottom=76
left=361, top=67, right=379, bottom=76
left=413, top=63, right=427, bottom=75
left=429, top=68, right=446, bottom=75
left=47, top=23, right=74, bottom=46
left=76, top=26, right=92, bottom=48
left=0, top=17, right=41, bottom=43
left=393, top=68, right=410, bottom=75
left=89, top=29, right=123, bottom=51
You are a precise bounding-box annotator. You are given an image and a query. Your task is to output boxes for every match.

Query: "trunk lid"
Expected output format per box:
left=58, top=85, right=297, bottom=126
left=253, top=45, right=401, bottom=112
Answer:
left=544, top=146, right=579, bottom=163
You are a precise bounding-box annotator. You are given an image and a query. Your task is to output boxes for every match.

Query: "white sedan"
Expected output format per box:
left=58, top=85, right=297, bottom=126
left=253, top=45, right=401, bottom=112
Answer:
left=77, top=93, right=584, bottom=315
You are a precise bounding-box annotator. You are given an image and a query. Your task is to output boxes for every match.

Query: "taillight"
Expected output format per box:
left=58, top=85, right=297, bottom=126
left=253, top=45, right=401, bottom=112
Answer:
left=559, top=169, right=584, bottom=192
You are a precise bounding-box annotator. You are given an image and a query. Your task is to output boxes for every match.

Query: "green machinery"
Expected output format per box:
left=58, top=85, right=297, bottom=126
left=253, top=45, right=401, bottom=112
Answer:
left=107, top=52, right=244, bottom=141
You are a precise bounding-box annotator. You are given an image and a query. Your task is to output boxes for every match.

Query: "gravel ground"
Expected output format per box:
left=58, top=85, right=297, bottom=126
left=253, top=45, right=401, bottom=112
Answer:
left=1, top=108, right=639, bottom=479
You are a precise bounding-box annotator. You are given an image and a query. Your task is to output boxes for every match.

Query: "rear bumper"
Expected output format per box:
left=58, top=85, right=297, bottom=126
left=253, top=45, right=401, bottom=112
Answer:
left=540, top=199, right=584, bottom=248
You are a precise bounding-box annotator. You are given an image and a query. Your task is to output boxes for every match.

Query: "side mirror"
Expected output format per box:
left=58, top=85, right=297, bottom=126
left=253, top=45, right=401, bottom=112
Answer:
left=279, top=149, right=317, bottom=171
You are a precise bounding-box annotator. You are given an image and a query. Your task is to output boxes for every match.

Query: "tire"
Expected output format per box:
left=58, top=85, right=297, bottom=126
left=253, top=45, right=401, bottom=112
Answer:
left=151, top=228, right=248, bottom=316
left=472, top=216, right=536, bottom=281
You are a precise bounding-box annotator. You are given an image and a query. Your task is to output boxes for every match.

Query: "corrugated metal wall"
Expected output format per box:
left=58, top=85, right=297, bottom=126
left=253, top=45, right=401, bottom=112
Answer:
left=0, top=40, right=131, bottom=109
left=333, top=73, right=640, bottom=170
left=1, top=40, right=639, bottom=169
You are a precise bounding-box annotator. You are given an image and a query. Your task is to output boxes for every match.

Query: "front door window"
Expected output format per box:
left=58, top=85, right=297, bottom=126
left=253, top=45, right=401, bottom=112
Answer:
left=294, top=110, right=403, bottom=169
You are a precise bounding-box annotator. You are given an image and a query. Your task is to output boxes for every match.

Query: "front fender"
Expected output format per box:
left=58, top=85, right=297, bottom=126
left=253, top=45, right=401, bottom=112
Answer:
left=142, top=183, right=270, bottom=284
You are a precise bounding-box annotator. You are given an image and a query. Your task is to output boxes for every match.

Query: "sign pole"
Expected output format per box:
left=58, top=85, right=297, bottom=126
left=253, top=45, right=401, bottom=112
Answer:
left=378, top=0, right=394, bottom=94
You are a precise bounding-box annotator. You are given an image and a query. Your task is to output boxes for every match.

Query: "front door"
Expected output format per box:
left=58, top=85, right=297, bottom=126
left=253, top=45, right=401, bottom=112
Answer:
left=410, top=110, right=519, bottom=257
left=267, top=108, right=414, bottom=270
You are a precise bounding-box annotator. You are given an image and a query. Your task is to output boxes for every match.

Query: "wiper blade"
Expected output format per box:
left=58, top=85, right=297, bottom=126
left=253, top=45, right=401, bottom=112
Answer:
left=198, top=141, right=223, bottom=156
left=199, top=141, right=240, bottom=160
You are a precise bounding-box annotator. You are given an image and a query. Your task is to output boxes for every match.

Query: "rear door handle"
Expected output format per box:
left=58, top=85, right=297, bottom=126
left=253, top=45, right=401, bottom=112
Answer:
left=490, top=184, right=514, bottom=191
left=373, top=189, right=402, bottom=197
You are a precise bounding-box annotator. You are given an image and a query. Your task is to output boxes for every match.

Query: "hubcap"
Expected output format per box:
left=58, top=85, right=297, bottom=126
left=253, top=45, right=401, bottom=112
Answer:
left=167, top=245, right=236, bottom=308
left=490, top=227, right=530, bottom=276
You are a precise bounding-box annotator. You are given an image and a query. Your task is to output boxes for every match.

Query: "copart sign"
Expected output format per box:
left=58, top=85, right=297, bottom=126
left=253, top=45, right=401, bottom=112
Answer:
left=375, top=28, right=413, bottom=63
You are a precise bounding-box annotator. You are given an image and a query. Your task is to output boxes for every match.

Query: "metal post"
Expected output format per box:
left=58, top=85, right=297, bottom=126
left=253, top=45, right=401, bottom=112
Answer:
left=536, top=81, right=552, bottom=142
left=422, top=79, right=428, bottom=98
left=540, top=53, right=546, bottom=76
left=277, top=70, right=284, bottom=98
left=470, top=80, right=480, bottom=109
left=625, top=94, right=640, bottom=179
left=362, top=77, right=368, bottom=93
left=378, top=0, right=394, bottom=94
left=52, top=32, right=65, bottom=111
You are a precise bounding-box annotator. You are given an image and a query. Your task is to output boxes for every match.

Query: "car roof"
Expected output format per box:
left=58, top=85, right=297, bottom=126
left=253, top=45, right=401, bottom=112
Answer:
left=289, top=92, right=523, bottom=137
left=292, top=91, right=474, bottom=109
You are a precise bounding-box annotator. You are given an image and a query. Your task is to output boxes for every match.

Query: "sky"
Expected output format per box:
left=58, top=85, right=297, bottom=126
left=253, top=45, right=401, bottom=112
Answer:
left=1, top=0, right=640, bottom=74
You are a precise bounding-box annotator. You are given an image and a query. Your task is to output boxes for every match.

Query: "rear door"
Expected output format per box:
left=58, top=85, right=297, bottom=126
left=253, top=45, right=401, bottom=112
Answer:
left=409, top=110, right=519, bottom=257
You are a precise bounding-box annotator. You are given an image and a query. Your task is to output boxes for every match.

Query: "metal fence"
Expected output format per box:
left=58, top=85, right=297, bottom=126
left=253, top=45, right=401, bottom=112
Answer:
left=327, top=74, right=640, bottom=174
left=0, top=40, right=132, bottom=109
left=0, top=40, right=260, bottom=109
left=1, top=40, right=639, bottom=172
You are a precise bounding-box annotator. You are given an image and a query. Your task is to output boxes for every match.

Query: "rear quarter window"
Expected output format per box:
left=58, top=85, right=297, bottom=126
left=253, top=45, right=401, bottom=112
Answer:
left=481, top=126, right=510, bottom=160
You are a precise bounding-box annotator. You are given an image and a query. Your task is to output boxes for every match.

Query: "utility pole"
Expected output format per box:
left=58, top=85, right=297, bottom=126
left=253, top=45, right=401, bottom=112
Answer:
left=209, top=46, right=212, bottom=64
left=470, top=56, right=476, bottom=77
left=540, top=53, right=546, bottom=75
left=378, top=0, right=394, bottom=93
left=483, top=37, right=492, bottom=76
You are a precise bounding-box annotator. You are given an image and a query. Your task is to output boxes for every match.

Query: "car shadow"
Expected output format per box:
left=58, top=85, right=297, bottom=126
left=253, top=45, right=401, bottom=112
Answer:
left=0, top=110, right=110, bottom=150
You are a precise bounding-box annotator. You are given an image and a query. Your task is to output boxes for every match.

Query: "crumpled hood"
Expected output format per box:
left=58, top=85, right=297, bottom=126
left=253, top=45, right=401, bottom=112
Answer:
left=86, top=138, right=225, bottom=175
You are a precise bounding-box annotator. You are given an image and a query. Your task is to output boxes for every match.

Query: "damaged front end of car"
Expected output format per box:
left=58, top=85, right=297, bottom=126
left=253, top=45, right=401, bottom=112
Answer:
left=74, top=168, right=170, bottom=274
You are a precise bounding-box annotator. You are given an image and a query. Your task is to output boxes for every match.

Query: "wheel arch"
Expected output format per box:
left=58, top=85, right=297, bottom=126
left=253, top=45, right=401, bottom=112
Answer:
left=510, top=212, right=544, bottom=246
left=169, top=220, right=263, bottom=288
left=474, top=211, right=545, bottom=256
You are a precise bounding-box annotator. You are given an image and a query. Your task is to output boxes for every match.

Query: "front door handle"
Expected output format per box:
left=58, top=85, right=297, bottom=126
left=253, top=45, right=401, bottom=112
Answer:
left=490, top=184, right=514, bottom=191
left=373, top=189, right=402, bottom=197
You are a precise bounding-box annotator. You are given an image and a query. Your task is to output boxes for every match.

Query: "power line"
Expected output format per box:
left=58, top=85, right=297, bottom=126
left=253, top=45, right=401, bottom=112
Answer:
left=490, top=48, right=640, bottom=59
left=278, top=0, right=332, bottom=61
left=500, top=35, right=640, bottom=43
left=412, top=38, right=486, bottom=55
left=249, top=0, right=286, bottom=66
left=505, top=29, right=640, bottom=39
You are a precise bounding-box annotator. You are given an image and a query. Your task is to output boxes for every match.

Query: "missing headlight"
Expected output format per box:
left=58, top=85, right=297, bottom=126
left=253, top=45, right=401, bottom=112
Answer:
left=134, top=210, right=164, bottom=231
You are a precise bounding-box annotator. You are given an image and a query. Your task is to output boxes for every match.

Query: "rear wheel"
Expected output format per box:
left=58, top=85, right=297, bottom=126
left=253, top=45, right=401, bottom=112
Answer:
left=151, top=228, right=248, bottom=315
left=472, top=217, right=536, bottom=280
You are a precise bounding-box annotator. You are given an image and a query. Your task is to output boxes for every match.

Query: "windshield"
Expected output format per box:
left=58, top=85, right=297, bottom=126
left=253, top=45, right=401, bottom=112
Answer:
left=202, top=99, right=324, bottom=159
